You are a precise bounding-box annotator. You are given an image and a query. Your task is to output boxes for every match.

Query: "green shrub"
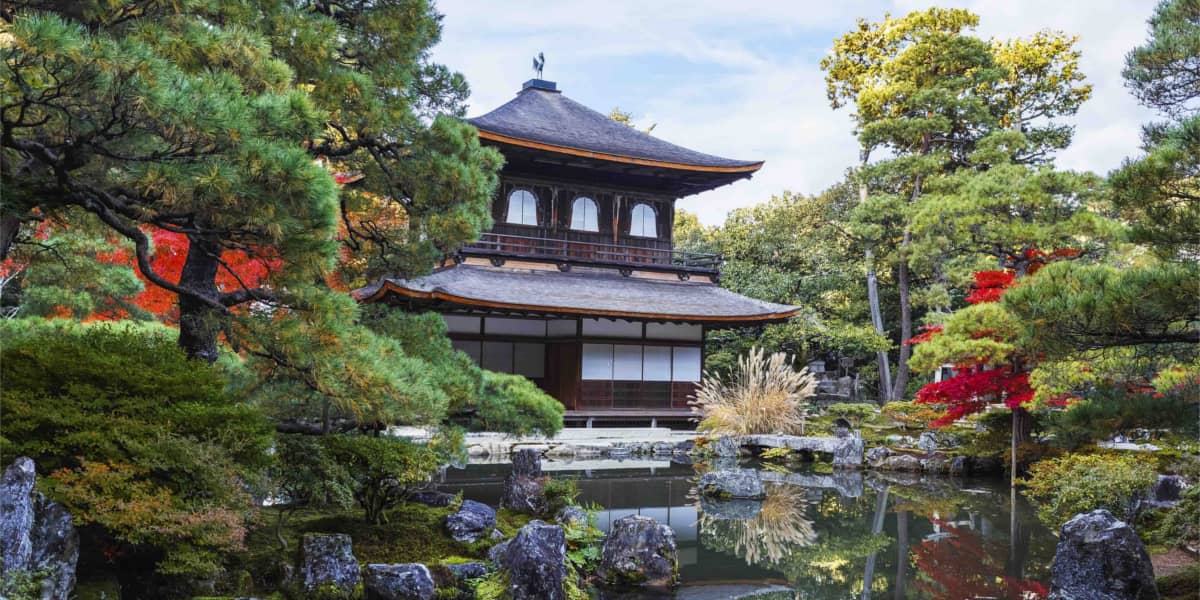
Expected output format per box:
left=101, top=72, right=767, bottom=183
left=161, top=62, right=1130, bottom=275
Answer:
left=1021, top=453, right=1157, bottom=529
left=825, top=403, right=876, bottom=425
left=1148, top=483, right=1199, bottom=552
left=880, top=401, right=942, bottom=429
left=320, top=434, right=442, bottom=524
left=474, top=372, right=564, bottom=437
left=0, top=320, right=273, bottom=579
left=542, top=478, right=581, bottom=516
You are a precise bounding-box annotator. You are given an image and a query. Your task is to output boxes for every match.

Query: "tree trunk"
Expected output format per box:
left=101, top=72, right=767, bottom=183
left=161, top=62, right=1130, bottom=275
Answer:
left=177, top=235, right=222, bottom=364
left=0, top=215, right=21, bottom=260
left=860, top=148, right=893, bottom=404
left=890, top=229, right=913, bottom=401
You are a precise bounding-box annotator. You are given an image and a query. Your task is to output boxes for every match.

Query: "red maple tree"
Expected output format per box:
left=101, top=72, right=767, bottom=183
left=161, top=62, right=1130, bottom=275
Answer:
left=910, top=253, right=1078, bottom=427
left=911, top=270, right=1036, bottom=426
left=97, top=229, right=280, bottom=322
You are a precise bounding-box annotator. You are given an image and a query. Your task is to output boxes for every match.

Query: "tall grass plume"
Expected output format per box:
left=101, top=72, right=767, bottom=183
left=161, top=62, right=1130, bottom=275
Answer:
left=689, top=347, right=817, bottom=435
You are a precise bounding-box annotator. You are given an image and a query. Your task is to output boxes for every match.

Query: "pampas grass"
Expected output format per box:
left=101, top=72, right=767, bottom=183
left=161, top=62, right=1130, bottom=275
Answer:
left=689, top=346, right=817, bottom=435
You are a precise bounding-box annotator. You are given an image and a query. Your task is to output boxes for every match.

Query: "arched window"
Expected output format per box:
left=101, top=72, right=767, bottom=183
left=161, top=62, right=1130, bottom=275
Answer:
left=505, top=189, right=538, bottom=226
left=629, top=203, right=657, bottom=238
left=569, top=196, right=599, bottom=232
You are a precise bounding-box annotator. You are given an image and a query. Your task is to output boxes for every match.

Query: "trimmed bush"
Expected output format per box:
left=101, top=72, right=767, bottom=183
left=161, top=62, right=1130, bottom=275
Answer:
left=0, top=319, right=273, bottom=580
left=1020, top=453, right=1157, bottom=529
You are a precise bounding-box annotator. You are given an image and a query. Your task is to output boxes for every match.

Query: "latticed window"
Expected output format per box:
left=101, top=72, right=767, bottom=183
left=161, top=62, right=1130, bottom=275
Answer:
left=570, top=196, right=599, bottom=231
left=506, top=189, right=538, bottom=225
left=629, top=202, right=656, bottom=238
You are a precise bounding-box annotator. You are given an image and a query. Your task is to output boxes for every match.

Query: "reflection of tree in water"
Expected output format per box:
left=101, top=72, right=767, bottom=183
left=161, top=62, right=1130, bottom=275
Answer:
left=699, top=483, right=817, bottom=565
left=912, top=518, right=1048, bottom=600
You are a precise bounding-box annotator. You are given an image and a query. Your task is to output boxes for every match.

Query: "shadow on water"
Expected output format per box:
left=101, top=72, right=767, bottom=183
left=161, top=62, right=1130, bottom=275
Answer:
left=437, top=458, right=1056, bottom=599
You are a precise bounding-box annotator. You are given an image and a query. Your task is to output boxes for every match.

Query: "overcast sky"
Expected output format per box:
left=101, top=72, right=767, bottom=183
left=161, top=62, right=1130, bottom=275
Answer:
left=431, top=0, right=1160, bottom=225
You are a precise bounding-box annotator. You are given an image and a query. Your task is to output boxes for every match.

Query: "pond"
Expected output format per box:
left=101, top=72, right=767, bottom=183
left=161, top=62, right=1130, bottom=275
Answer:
left=436, top=458, right=1056, bottom=599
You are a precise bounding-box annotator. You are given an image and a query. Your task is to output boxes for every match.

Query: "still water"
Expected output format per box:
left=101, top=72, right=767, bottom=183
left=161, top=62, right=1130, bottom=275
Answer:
left=437, top=458, right=1055, bottom=600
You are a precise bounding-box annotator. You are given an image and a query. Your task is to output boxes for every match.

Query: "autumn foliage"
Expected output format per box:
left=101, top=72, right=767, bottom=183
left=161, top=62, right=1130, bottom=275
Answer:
left=97, top=229, right=280, bottom=322
left=911, top=270, right=1034, bottom=426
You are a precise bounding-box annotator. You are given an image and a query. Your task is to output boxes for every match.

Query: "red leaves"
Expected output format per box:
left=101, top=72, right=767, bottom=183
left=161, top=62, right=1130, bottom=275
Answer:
left=97, top=228, right=280, bottom=322
left=913, top=520, right=1049, bottom=599
left=916, top=364, right=1034, bottom=426
left=904, top=323, right=944, bottom=345
left=965, top=270, right=1014, bottom=304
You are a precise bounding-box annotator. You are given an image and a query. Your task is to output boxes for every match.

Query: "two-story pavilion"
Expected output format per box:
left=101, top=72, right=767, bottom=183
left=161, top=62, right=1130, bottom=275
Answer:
left=358, top=79, right=799, bottom=426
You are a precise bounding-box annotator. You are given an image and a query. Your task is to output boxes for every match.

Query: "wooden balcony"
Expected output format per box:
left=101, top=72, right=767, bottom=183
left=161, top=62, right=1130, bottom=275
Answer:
left=460, top=231, right=722, bottom=278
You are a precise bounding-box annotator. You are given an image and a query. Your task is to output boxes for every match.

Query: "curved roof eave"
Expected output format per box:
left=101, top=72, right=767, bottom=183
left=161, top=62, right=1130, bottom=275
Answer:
left=476, top=130, right=764, bottom=175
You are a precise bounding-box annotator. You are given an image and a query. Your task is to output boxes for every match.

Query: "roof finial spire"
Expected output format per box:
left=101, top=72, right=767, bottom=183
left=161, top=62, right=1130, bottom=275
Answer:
left=532, top=52, right=545, bottom=79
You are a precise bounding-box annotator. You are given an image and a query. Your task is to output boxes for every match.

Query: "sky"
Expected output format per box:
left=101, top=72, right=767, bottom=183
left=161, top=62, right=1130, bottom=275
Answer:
left=431, top=0, right=1161, bottom=225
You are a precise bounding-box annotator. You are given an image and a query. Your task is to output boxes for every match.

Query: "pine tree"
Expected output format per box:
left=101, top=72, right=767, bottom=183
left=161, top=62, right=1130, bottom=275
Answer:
left=0, top=2, right=533, bottom=433
left=821, top=9, right=1090, bottom=401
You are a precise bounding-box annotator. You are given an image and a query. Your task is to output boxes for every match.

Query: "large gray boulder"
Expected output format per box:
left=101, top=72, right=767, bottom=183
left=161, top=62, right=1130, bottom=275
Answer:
left=1, top=457, right=36, bottom=573
left=500, top=449, right=547, bottom=514
left=598, top=515, right=679, bottom=589
left=878, top=454, right=923, bottom=473
left=697, top=470, right=765, bottom=500
left=498, top=520, right=568, bottom=600
left=865, top=446, right=893, bottom=466
left=363, top=563, right=434, bottom=600
left=0, top=457, right=79, bottom=600
left=710, top=436, right=740, bottom=458
left=445, top=499, right=496, bottom=543
left=301, top=533, right=361, bottom=595
left=1049, top=510, right=1158, bottom=600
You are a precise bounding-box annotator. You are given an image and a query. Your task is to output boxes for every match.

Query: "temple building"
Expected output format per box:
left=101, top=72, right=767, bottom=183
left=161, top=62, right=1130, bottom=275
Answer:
left=358, top=78, right=799, bottom=426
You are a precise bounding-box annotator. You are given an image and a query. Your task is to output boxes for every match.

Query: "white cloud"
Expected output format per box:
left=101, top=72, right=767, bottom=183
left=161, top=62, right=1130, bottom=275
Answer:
left=432, top=0, right=1159, bottom=225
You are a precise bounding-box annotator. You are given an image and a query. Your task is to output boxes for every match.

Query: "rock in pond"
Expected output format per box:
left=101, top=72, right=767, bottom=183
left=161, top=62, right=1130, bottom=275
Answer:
left=1, top=457, right=79, bottom=600
left=949, top=455, right=968, bottom=476
left=445, top=499, right=496, bottom=543
left=501, top=449, right=547, bottom=514
left=1048, top=510, right=1157, bottom=600
left=301, top=533, right=361, bottom=595
left=498, top=520, right=568, bottom=600
left=598, top=515, right=679, bottom=589
left=865, top=446, right=893, bottom=465
left=697, top=469, right=766, bottom=500
left=364, top=563, right=435, bottom=600
left=556, top=505, right=589, bottom=528
left=878, top=454, right=922, bottom=473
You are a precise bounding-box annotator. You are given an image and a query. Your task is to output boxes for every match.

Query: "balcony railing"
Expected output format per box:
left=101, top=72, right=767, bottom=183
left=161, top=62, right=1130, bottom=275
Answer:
left=460, top=232, right=722, bottom=275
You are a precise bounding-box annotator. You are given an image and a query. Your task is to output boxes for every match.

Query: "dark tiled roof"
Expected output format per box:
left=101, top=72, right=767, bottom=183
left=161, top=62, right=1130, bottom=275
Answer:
left=357, top=264, right=798, bottom=323
left=467, top=85, right=762, bottom=171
